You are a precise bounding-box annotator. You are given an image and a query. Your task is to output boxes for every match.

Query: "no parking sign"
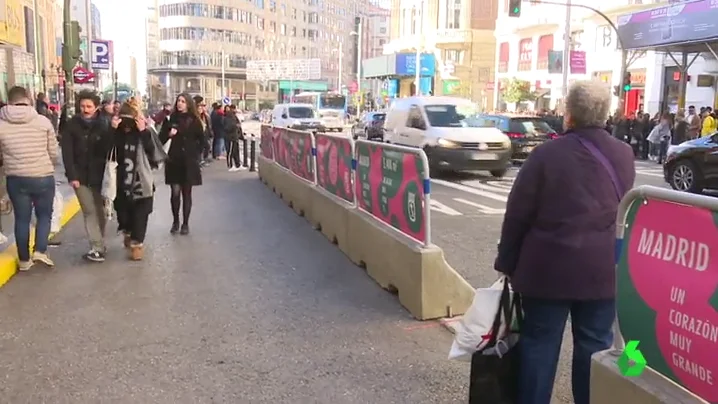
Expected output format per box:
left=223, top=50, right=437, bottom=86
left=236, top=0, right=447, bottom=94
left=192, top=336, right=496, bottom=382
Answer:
left=222, top=96, right=231, bottom=105
left=91, top=40, right=111, bottom=70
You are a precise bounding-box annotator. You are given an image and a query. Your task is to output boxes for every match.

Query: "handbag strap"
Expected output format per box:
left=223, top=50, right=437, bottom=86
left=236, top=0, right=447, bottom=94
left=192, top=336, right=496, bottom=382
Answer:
left=107, top=145, right=117, bottom=162
left=572, top=134, right=623, bottom=201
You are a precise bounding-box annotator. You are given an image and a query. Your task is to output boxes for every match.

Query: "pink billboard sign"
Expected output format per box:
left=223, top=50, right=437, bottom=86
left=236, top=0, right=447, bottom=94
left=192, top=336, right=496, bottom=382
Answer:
left=618, top=198, right=718, bottom=402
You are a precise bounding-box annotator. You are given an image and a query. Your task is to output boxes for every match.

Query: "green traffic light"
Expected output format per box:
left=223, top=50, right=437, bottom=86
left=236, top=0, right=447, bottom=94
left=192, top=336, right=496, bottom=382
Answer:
left=623, top=85, right=631, bottom=91
left=513, top=7, right=519, bottom=12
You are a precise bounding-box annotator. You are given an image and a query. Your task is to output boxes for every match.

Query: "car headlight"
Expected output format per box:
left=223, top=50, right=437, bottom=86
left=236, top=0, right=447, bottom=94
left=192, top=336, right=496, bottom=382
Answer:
left=502, top=138, right=511, bottom=148
left=437, top=138, right=460, bottom=148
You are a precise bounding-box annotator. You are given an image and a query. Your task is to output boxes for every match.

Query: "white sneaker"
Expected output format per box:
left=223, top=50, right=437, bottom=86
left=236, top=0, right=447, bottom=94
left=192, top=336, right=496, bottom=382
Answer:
left=33, top=252, right=55, bottom=267
left=238, top=166, right=247, bottom=170
left=229, top=166, right=240, bottom=172
left=0, top=232, right=8, bottom=244
left=18, top=260, right=33, bottom=272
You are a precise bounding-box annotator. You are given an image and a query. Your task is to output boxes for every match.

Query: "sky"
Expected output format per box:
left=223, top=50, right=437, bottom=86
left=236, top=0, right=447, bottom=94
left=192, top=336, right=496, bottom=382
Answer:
left=95, top=0, right=148, bottom=92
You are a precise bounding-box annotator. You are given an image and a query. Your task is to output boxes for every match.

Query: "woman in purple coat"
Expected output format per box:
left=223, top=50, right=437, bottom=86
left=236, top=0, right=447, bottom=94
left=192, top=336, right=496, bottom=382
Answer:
left=495, top=80, right=636, bottom=404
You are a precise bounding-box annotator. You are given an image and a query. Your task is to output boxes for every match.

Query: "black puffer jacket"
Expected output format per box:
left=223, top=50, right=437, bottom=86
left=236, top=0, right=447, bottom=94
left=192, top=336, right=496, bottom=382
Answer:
left=61, top=113, right=114, bottom=189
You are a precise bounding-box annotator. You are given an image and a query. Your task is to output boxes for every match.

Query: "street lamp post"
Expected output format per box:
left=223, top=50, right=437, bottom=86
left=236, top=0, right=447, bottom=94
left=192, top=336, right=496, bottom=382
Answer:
left=414, top=1, right=423, bottom=96
left=350, top=23, right=363, bottom=115
left=338, top=41, right=343, bottom=92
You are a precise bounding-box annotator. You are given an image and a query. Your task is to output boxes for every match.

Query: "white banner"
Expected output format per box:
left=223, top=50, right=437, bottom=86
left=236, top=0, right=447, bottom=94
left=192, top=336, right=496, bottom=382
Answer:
left=246, top=59, right=322, bottom=81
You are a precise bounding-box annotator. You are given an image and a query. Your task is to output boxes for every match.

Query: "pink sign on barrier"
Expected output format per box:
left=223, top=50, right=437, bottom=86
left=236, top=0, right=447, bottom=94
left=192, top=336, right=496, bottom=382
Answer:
left=260, top=125, right=273, bottom=159
left=274, top=128, right=313, bottom=182
left=315, top=134, right=353, bottom=202
left=618, top=199, right=718, bottom=402
left=354, top=142, right=426, bottom=243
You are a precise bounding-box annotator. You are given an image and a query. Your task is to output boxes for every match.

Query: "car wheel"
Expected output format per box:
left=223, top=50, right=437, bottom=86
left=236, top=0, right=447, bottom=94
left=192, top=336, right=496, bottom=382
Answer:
left=490, top=169, right=507, bottom=178
left=669, top=160, right=703, bottom=193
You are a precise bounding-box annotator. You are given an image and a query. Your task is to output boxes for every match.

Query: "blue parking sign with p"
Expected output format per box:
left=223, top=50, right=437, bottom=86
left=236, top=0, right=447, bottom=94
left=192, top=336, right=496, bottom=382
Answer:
left=91, top=40, right=111, bottom=70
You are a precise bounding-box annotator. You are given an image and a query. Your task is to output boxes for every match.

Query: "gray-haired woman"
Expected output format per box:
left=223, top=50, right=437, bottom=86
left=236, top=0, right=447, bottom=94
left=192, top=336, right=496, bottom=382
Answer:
left=494, top=80, right=636, bottom=404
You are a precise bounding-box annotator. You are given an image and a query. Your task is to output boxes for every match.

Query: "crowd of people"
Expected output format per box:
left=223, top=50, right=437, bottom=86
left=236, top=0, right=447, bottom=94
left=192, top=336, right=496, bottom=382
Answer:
left=0, top=85, right=248, bottom=269
left=606, top=105, right=717, bottom=163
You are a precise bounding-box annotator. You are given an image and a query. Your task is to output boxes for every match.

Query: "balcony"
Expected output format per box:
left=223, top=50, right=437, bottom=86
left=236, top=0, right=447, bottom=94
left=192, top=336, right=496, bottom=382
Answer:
left=432, top=29, right=472, bottom=46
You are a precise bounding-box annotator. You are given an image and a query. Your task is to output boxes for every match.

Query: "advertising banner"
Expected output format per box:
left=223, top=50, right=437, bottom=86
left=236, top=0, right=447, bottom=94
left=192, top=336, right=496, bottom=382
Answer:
left=617, top=198, right=718, bottom=402
left=260, top=125, right=274, bottom=159
left=395, top=53, right=436, bottom=76
left=2, top=0, right=25, bottom=48
left=91, top=40, right=111, bottom=70
left=617, top=0, right=718, bottom=49
left=315, top=134, right=353, bottom=202
left=274, top=128, right=313, bottom=182
left=355, top=142, right=426, bottom=243
left=570, top=51, right=587, bottom=74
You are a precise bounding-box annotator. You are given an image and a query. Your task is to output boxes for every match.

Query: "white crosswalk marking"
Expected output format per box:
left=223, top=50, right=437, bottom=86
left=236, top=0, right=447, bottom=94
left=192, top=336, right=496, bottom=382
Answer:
left=429, top=200, right=462, bottom=216
left=431, top=178, right=509, bottom=202
left=452, top=198, right=505, bottom=214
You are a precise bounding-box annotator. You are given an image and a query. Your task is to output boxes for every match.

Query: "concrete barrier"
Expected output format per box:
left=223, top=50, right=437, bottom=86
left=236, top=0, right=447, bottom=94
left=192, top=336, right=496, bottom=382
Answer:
left=591, top=349, right=708, bottom=404
left=257, top=126, right=475, bottom=320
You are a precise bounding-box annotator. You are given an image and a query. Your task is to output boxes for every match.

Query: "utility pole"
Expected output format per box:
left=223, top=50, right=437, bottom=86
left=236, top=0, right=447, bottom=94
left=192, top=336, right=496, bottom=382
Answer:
left=62, top=0, right=76, bottom=116
left=414, top=2, right=422, bottom=96
left=561, top=0, right=571, bottom=100
left=85, top=0, right=95, bottom=90
left=356, top=18, right=363, bottom=115
left=338, top=41, right=343, bottom=91
left=221, top=49, right=226, bottom=99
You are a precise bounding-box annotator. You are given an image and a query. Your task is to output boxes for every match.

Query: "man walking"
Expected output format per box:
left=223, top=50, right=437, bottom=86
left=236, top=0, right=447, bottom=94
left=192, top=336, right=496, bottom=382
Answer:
left=61, top=90, right=114, bottom=262
left=0, top=86, right=58, bottom=270
left=687, top=105, right=701, bottom=140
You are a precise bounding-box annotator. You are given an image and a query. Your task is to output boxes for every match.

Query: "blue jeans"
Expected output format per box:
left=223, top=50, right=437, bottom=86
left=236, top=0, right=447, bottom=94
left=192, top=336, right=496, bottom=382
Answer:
left=6, top=175, right=55, bottom=262
left=212, top=136, right=225, bottom=158
left=518, top=297, right=615, bottom=404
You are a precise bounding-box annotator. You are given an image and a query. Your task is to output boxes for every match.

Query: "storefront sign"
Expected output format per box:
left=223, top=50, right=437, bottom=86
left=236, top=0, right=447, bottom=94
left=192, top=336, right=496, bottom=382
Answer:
left=498, top=42, right=509, bottom=73
left=518, top=38, right=533, bottom=71
left=617, top=199, right=718, bottom=402
left=315, top=133, right=354, bottom=202
left=355, top=143, right=426, bottom=243
left=629, top=69, right=647, bottom=86
left=617, top=0, right=718, bottom=49
left=260, top=125, right=274, bottom=159
left=395, top=53, right=436, bottom=76
left=443, top=80, right=461, bottom=95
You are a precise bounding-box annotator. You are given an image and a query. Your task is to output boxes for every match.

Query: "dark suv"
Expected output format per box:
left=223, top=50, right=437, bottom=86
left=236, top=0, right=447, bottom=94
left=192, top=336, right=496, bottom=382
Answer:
left=352, top=112, right=386, bottom=140
left=474, top=114, right=558, bottom=161
left=664, top=134, right=718, bottom=193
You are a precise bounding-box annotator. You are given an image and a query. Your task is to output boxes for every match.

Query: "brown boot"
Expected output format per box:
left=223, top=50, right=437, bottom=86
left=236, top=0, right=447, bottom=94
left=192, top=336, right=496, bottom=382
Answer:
left=129, top=243, right=144, bottom=261
left=123, top=233, right=132, bottom=249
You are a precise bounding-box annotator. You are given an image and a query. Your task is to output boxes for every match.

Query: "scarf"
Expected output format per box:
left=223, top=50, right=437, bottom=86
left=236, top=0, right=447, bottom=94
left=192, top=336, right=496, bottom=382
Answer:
left=119, top=130, right=155, bottom=201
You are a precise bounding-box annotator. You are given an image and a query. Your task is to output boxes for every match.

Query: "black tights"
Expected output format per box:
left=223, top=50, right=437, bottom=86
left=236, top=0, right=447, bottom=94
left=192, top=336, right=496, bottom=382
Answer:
left=170, top=185, right=193, bottom=224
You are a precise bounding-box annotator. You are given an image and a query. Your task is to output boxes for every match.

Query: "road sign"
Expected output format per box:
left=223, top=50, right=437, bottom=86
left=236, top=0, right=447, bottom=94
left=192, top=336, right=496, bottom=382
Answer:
left=222, top=96, right=231, bottom=105
left=246, top=59, right=322, bottom=81
left=90, top=40, right=111, bottom=70
left=73, top=66, right=95, bottom=84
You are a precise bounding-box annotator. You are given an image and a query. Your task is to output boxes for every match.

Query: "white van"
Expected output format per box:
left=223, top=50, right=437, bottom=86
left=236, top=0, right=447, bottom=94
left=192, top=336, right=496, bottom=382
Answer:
left=271, top=103, right=324, bottom=132
left=384, top=96, right=512, bottom=177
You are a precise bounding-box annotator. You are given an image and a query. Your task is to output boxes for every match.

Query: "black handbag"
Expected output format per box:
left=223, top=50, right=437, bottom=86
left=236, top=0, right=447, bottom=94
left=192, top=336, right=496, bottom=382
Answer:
left=468, top=280, right=523, bottom=404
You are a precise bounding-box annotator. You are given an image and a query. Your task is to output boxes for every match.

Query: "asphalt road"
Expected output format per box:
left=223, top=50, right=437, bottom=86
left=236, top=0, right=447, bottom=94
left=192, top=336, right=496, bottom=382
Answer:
left=0, top=165, right=472, bottom=403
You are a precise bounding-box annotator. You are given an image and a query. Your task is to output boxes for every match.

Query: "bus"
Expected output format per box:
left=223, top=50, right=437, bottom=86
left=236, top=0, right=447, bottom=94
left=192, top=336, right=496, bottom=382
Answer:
left=293, top=91, right=347, bottom=132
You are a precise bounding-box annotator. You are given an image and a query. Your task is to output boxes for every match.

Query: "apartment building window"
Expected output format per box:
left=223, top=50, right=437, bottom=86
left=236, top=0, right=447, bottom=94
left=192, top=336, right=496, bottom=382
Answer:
left=292, top=7, right=297, bottom=19
left=444, top=49, right=464, bottom=64
left=159, top=51, right=247, bottom=68
left=257, top=0, right=264, bottom=9
left=308, top=29, right=317, bottom=41
left=269, top=0, right=276, bottom=12
left=269, top=21, right=276, bottom=32
left=280, top=23, right=286, bottom=35
left=446, top=0, right=462, bottom=29
left=257, top=17, right=264, bottom=29
left=281, top=4, right=286, bottom=15
left=291, top=26, right=297, bottom=36
left=309, top=12, right=318, bottom=23
left=380, top=27, right=386, bottom=34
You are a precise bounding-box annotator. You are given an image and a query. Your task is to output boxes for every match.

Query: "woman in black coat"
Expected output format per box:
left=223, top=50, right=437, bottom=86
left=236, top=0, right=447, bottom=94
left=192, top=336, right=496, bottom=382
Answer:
left=158, top=93, right=204, bottom=235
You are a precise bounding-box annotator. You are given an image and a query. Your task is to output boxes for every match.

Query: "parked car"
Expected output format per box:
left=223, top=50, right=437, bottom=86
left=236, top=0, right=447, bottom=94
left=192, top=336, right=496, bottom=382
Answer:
left=352, top=112, right=386, bottom=140
left=383, top=96, right=512, bottom=177
left=664, top=134, right=718, bottom=193
left=474, top=114, right=558, bottom=161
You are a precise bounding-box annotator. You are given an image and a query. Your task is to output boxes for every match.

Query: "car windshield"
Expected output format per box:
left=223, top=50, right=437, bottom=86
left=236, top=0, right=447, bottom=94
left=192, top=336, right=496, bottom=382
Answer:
left=288, top=107, right=316, bottom=119
left=372, top=113, right=386, bottom=121
left=423, top=104, right=481, bottom=127
left=509, top=118, right=555, bottom=134
left=320, top=94, right=346, bottom=109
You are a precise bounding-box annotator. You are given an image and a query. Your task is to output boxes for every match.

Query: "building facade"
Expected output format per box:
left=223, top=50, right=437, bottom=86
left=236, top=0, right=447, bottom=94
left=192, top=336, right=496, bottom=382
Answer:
left=0, top=0, right=61, bottom=102
left=493, top=0, right=718, bottom=114
left=149, top=0, right=364, bottom=109
left=361, top=5, right=390, bottom=61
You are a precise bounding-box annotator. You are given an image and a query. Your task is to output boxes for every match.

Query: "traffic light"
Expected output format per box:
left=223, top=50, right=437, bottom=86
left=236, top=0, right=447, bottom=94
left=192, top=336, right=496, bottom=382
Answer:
left=62, top=20, right=82, bottom=72
left=623, top=72, right=632, bottom=92
left=508, top=0, right=522, bottom=17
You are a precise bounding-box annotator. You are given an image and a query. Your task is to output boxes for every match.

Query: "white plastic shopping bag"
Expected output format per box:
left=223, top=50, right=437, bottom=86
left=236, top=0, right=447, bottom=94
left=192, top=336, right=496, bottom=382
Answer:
left=101, top=146, right=118, bottom=201
left=448, top=276, right=514, bottom=361
left=163, top=138, right=172, bottom=155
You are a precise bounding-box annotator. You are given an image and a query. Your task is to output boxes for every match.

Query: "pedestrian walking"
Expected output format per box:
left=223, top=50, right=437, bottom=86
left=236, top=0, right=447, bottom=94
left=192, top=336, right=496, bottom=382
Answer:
left=494, top=80, right=636, bottom=404
left=193, top=95, right=213, bottom=166
left=647, top=113, right=671, bottom=163
left=210, top=104, right=225, bottom=159
left=223, top=104, right=243, bottom=171
left=113, top=100, right=159, bottom=261
left=158, top=93, right=203, bottom=235
left=61, top=90, right=114, bottom=262
left=0, top=86, right=59, bottom=270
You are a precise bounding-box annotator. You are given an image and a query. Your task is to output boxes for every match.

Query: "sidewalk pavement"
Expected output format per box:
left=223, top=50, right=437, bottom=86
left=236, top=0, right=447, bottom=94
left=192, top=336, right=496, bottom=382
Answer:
left=0, top=164, right=470, bottom=403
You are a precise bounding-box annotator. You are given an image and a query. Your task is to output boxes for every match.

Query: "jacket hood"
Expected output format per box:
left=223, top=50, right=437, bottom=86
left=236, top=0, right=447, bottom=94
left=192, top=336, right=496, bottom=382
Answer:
left=0, top=105, right=39, bottom=124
